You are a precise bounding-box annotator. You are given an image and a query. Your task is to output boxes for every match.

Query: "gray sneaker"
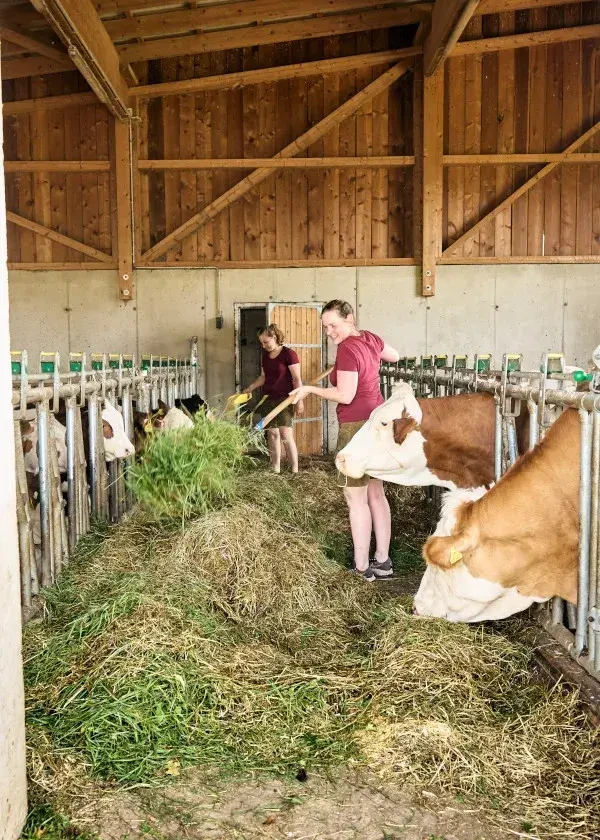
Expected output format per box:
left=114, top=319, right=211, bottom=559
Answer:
left=370, top=558, right=393, bottom=578
left=350, top=566, right=376, bottom=582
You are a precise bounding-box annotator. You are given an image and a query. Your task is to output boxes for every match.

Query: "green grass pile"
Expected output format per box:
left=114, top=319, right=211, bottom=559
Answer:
left=23, top=464, right=600, bottom=839
left=127, top=413, right=263, bottom=520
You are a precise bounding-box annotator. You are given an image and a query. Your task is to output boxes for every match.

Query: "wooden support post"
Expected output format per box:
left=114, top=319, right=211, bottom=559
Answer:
left=422, top=69, right=444, bottom=296
left=114, top=119, right=133, bottom=300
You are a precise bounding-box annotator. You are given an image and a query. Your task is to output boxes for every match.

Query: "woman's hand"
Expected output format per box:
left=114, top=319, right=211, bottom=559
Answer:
left=242, top=386, right=253, bottom=395
left=295, top=400, right=305, bottom=417
left=290, top=385, right=312, bottom=404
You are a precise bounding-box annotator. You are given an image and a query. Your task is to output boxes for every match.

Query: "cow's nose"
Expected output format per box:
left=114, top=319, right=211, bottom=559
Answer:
left=412, top=603, right=419, bottom=616
left=337, top=454, right=345, bottom=467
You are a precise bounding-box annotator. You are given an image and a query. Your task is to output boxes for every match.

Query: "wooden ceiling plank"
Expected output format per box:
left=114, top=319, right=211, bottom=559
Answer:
left=105, top=0, right=430, bottom=41
left=30, top=0, right=131, bottom=118
left=424, top=0, right=481, bottom=75
left=142, top=59, right=411, bottom=261
left=118, top=8, right=429, bottom=63
left=0, top=55, right=70, bottom=79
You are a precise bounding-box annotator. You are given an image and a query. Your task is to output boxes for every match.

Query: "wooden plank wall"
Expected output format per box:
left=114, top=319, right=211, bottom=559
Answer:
left=444, top=2, right=600, bottom=257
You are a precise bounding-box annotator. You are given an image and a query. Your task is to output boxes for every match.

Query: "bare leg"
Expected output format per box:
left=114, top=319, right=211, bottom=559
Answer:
left=266, top=428, right=281, bottom=472
left=279, top=426, right=299, bottom=473
left=343, top=485, right=372, bottom=571
left=367, top=479, right=391, bottom=562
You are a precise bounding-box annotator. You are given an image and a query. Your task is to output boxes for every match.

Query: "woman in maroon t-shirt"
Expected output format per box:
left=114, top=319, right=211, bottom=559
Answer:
left=290, top=300, right=399, bottom=581
left=243, top=324, right=304, bottom=474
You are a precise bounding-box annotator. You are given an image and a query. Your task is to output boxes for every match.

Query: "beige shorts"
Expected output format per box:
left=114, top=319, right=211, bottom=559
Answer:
left=335, top=421, right=370, bottom=488
left=256, top=397, right=294, bottom=429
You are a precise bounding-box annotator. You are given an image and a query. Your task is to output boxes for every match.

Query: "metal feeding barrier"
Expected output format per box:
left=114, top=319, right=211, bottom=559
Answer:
left=379, top=349, right=600, bottom=685
left=11, top=339, right=201, bottom=617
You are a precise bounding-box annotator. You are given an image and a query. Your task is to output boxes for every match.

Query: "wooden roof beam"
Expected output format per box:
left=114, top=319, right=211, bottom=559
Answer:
left=30, top=0, right=131, bottom=119
left=455, top=22, right=600, bottom=55
left=0, top=23, right=68, bottom=61
left=0, top=55, right=71, bottom=79
left=424, top=0, right=481, bottom=75
left=2, top=91, right=98, bottom=114
left=142, top=59, right=412, bottom=262
left=118, top=8, right=430, bottom=63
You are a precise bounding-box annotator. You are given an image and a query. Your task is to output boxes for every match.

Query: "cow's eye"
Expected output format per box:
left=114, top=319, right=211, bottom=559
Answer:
left=380, top=421, right=388, bottom=427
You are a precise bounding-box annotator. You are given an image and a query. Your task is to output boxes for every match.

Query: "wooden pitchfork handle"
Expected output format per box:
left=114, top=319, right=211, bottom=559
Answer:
left=254, top=367, right=334, bottom=431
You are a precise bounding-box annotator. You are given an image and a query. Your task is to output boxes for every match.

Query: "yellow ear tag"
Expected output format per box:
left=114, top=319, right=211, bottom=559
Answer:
left=449, top=547, right=463, bottom=566
left=143, top=419, right=154, bottom=434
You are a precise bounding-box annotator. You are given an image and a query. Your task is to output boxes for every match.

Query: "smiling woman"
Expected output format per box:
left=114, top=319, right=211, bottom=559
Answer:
left=290, top=300, right=400, bottom=580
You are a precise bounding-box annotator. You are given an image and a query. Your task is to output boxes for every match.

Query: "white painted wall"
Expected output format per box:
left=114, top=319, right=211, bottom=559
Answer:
left=0, top=88, right=28, bottom=839
left=8, top=263, right=600, bottom=438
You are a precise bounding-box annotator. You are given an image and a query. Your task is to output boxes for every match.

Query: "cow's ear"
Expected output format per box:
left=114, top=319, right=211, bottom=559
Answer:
left=158, top=399, right=170, bottom=414
left=393, top=416, right=418, bottom=445
left=423, top=531, right=476, bottom=570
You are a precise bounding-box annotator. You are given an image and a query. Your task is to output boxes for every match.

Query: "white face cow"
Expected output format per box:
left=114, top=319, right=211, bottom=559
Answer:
left=412, top=487, right=547, bottom=623
left=102, top=400, right=135, bottom=462
left=22, top=417, right=68, bottom=475
left=335, top=383, right=448, bottom=488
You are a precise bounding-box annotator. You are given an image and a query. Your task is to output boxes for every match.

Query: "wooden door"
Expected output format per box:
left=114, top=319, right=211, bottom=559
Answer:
left=267, top=303, right=323, bottom=456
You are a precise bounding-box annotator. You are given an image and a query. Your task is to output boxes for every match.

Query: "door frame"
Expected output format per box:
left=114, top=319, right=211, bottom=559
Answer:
left=233, top=302, right=267, bottom=393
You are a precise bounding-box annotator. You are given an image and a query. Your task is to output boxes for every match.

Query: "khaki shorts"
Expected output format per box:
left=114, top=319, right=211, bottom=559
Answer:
left=256, top=396, right=294, bottom=429
left=335, top=421, right=370, bottom=488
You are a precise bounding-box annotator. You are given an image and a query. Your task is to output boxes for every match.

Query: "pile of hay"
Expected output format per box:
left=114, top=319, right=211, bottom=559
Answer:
left=24, top=462, right=600, bottom=838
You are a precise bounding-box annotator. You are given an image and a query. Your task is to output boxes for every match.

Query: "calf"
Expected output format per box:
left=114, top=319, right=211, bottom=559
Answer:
left=21, top=416, right=68, bottom=474
left=336, top=384, right=529, bottom=491
left=415, top=408, right=580, bottom=622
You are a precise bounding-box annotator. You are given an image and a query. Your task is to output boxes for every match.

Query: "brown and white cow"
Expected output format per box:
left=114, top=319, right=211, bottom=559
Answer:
left=335, top=383, right=528, bottom=491
left=414, top=408, right=580, bottom=622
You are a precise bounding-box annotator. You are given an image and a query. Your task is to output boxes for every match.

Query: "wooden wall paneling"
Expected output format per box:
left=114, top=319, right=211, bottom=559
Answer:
left=401, top=74, right=414, bottom=257
left=527, top=7, right=547, bottom=256
left=79, top=102, right=100, bottom=261
left=479, top=15, right=499, bottom=257
left=355, top=31, right=373, bottom=260
left=227, top=50, right=245, bottom=261
left=289, top=40, right=308, bottom=260
left=31, top=76, right=52, bottom=262
left=63, top=77, right=84, bottom=263
left=136, top=63, right=150, bottom=258
left=494, top=12, right=515, bottom=257
left=371, top=29, right=389, bottom=260
left=194, top=51, right=213, bottom=261
left=442, top=64, right=449, bottom=258
left=446, top=54, right=465, bottom=253
left=560, top=5, right=582, bottom=256
left=146, top=63, right=166, bottom=253
left=259, top=44, right=277, bottom=261
left=274, top=42, right=292, bottom=260
left=577, top=3, right=596, bottom=256
left=511, top=10, right=530, bottom=257
left=462, top=16, right=482, bottom=258
left=591, top=0, right=600, bottom=256
left=543, top=6, right=564, bottom=257
left=47, top=74, right=67, bottom=263
left=96, top=98, right=111, bottom=259
left=410, top=56, right=423, bottom=260
left=307, top=39, right=325, bottom=259
left=242, top=46, right=260, bottom=261
left=179, top=55, right=197, bottom=261
left=162, top=58, right=181, bottom=261
left=338, top=34, right=357, bottom=258
left=322, top=36, right=340, bottom=260
left=211, top=51, right=230, bottom=261
left=3, top=89, right=20, bottom=262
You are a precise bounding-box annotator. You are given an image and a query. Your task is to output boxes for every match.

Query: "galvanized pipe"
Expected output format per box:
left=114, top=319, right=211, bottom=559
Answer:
left=66, top=399, right=77, bottom=552
left=591, top=408, right=600, bottom=669
left=87, top=393, right=99, bottom=518
left=527, top=398, right=539, bottom=451
left=494, top=401, right=502, bottom=482
left=506, top=417, right=518, bottom=467
left=576, top=409, right=593, bottom=655
left=36, top=400, right=53, bottom=587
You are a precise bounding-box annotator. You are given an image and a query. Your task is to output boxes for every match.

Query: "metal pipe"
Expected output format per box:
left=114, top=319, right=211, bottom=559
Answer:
left=576, top=409, right=593, bottom=655
left=589, top=408, right=600, bottom=661
left=109, top=460, right=119, bottom=523
left=506, top=417, right=518, bottom=467
left=87, top=393, right=99, bottom=518
left=552, top=597, right=565, bottom=627
left=527, top=398, right=539, bottom=451
left=66, top=399, right=77, bottom=552
left=36, top=400, right=53, bottom=587
left=494, top=400, right=502, bottom=482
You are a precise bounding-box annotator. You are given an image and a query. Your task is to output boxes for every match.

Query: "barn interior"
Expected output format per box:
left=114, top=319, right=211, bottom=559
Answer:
left=1, top=1, right=600, bottom=838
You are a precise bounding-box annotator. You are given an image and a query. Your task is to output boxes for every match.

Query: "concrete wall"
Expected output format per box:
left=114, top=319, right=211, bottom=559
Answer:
left=1, top=105, right=28, bottom=839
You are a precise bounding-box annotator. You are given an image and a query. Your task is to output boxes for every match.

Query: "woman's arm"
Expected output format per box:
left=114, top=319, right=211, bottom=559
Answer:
left=290, top=370, right=358, bottom=406
left=243, top=368, right=265, bottom=394
left=381, top=342, right=400, bottom=363
left=288, top=363, right=304, bottom=415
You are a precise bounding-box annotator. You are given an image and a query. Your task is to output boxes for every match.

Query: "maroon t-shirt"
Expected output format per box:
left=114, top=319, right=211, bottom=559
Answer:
left=330, top=331, right=385, bottom=423
left=262, top=346, right=300, bottom=399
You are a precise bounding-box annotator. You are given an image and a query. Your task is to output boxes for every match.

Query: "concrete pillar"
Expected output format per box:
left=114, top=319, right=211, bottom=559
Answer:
left=0, top=52, right=28, bottom=840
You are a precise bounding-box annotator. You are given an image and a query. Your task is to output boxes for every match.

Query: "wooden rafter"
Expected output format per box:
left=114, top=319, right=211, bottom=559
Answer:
left=422, top=68, right=444, bottom=296
left=443, top=117, right=600, bottom=257
left=454, top=22, right=600, bottom=56
left=0, top=23, right=68, bottom=61
left=424, top=0, right=480, bottom=75
left=444, top=153, right=600, bottom=164
left=7, top=211, right=113, bottom=262
left=118, top=8, right=429, bottom=64
left=138, top=157, right=416, bottom=170
left=2, top=92, right=99, bottom=115
left=1, top=55, right=70, bottom=79
left=142, top=59, right=412, bottom=262
left=30, top=0, right=131, bottom=119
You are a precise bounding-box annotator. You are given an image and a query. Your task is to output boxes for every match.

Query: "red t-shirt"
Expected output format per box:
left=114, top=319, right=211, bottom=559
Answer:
left=262, top=346, right=300, bottom=399
left=330, top=331, right=385, bottom=423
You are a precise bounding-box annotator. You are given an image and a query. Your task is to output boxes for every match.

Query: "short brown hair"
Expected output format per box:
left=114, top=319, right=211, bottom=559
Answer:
left=322, top=299, right=354, bottom=319
left=258, top=323, right=284, bottom=345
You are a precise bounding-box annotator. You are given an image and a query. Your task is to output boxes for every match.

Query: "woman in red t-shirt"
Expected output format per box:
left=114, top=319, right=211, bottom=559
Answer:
left=290, top=300, right=399, bottom=581
left=243, top=324, right=304, bottom=474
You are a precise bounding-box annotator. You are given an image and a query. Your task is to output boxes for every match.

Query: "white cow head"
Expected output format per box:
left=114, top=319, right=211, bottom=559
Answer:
left=102, top=400, right=135, bottom=462
left=413, top=486, right=548, bottom=623
left=21, top=417, right=68, bottom=474
left=335, top=383, right=446, bottom=488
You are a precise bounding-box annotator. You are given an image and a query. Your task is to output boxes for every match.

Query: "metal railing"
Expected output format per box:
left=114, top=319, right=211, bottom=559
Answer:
left=380, top=352, right=600, bottom=684
left=11, top=343, right=200, bottom=617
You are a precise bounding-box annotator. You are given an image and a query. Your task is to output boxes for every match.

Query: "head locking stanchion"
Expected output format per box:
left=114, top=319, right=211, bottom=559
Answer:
left=450, top=355, right=467, bottom=395
left=12, top=350, right=29, bottom=417
left=433, top=355, right=448, bottom=397
left=473, top=354, right=492, bottom=393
